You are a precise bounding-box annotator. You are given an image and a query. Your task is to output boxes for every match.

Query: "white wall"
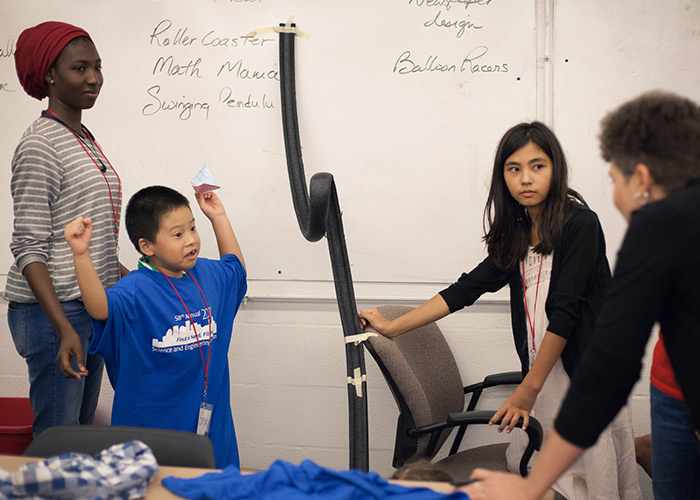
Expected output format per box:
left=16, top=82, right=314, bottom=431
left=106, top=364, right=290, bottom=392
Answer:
left=0, top=278, right=654, bottom=497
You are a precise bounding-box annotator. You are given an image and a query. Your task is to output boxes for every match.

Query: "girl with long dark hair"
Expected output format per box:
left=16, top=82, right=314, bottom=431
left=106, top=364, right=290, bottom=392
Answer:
left=464, top=92, right=700, bottom=500
left=359, top=122, right=640, bottom=499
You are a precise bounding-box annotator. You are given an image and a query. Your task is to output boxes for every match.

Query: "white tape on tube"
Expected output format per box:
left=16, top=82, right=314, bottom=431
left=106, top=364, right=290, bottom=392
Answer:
left=247, top=16, right=311, bottom=39
left=344, top=332, right=379, bottom=346
left=347, top=367, right=367, bottom=398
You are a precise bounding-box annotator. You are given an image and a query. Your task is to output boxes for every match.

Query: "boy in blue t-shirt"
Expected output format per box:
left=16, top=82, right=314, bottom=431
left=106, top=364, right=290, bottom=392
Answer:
left=65, top=186, right=247, bottom=468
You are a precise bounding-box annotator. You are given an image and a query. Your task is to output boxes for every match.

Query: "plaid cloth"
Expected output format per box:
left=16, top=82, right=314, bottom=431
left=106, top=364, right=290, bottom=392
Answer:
left=0, top=440, right=159, bottom=499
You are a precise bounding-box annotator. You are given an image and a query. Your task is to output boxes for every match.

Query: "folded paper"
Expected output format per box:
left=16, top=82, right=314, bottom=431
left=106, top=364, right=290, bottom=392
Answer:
left=191, top=166, right=221, bottom=194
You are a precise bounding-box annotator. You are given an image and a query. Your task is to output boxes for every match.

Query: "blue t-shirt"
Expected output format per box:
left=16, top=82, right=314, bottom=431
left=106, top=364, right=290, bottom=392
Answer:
left=162, top=459, right=468, bottom=499
left=89, top=254, right=247, bottom=468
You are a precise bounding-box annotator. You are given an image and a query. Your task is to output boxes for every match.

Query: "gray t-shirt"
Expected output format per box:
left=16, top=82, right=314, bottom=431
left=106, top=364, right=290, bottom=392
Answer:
left=4, top=116, right=121, bottom=303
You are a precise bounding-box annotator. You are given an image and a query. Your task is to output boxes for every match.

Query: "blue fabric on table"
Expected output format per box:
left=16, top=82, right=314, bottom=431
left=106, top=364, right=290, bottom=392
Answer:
left=162, top=459, right=468, bottom=499
left=0, top=440, right=158, bottom=499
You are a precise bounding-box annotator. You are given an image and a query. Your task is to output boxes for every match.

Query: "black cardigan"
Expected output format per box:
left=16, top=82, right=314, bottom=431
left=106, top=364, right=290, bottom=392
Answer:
left=556, top=179, right=700, bottom=447
left=439, top=203, right=611, bottom=378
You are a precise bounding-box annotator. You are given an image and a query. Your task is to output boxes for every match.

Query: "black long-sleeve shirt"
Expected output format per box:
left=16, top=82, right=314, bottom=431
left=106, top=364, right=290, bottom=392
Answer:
left=439, top=203, right=611, bottom=378
left=556, top=179, right=700, bottom=447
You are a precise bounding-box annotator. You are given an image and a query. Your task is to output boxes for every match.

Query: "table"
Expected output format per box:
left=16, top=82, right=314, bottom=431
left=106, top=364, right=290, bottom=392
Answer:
left=1, top=454, right=222, bottom=499
left=0, top=455, right=455, bottom=498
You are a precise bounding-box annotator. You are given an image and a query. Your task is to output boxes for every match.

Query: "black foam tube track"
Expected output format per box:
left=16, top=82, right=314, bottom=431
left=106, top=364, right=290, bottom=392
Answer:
left=278, top=27, right=369, bottom=472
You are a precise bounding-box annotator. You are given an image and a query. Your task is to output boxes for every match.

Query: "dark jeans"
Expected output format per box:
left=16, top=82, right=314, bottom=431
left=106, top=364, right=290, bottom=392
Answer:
left=650, top=384, right=700, bottom=500
left=8, top=300, right=104, bottom=437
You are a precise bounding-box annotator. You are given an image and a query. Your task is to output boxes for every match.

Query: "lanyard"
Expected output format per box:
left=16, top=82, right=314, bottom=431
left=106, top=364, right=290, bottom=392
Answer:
left=158, top=267, right=213, bottom=395
left=41, top=109, right=121, bottom=235
left=522, top=255, right=543, bottom=352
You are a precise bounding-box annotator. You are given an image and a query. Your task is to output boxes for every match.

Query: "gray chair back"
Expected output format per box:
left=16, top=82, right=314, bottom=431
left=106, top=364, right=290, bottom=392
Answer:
left=365, top=305, right=465, bottom=463
left=22, top=425, right=216, bottom=468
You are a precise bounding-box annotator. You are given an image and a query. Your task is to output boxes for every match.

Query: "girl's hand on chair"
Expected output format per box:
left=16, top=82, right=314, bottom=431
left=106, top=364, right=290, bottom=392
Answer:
left=357, top=308, right=396, bottom=337
left=489, top=384, right=538, bottom=433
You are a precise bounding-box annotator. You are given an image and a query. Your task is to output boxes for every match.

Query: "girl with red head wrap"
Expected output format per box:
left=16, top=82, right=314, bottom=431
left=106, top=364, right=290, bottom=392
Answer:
left=6, top=21, right=125, bottom=437
left=14, top=21, right=92, bottom=101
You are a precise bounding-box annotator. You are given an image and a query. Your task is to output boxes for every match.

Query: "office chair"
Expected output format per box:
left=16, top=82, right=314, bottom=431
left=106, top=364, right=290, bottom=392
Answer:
left=22, top=425, right=216, bottom=468
left=364, top=305, right=543, bottom=482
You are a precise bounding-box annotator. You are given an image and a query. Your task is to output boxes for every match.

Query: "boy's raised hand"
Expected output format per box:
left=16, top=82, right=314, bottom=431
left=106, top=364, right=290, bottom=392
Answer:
left=195, top=191, right=226, bottom=220
left=195, top=189, right=245, bottom=268
left=64, top=217, right=93, bottom=255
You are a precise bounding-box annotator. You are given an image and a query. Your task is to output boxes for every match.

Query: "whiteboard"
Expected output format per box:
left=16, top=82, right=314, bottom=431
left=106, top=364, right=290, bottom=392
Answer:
left=550, top=1, right=700, bottom=269
left=0, top=0, right=537, bottom=286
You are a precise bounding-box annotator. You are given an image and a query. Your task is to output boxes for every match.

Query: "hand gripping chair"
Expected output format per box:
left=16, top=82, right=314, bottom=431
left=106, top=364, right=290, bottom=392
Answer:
left=363, top=305, right=543, bottom=482
left=22, top=425, right=216, bottom=468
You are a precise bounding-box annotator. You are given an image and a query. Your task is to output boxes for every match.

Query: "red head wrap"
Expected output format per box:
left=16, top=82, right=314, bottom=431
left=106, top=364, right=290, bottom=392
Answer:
left=14, top=21, right=92, bottom=101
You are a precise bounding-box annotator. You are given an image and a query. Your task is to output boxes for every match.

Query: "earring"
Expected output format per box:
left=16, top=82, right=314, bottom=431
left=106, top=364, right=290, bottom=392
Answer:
left=634, top=191, right=649, bottom=206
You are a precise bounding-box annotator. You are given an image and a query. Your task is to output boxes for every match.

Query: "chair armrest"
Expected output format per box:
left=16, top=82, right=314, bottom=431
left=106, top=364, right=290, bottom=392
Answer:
left=462, top=371, right=523, bottom=420
left=447, top=411, right=543, bottom=477
left=446, top=409, right=498, bottom=426
left=406, top=410, right=543, bottom=477
left=463, top=371, right=523, bottom=395
left=448, top=372, right=524, bottom=458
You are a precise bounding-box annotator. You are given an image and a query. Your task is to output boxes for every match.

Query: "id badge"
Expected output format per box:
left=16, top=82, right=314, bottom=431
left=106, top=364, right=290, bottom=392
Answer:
left=197, top=402, right=213, bottom=436
left=529, top=347, right=537, bottom=368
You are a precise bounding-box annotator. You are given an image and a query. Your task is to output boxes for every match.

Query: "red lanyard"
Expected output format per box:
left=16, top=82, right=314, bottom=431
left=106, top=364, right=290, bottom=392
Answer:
left=522, top=255, right=543, bottom=351
left=42, top=109, right=121, bottom=235
left=160, top=269, right=213, bottom=392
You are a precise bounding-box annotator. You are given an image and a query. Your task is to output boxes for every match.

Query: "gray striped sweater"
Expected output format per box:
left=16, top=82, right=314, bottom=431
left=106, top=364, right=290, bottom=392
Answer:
left=4, top=116, right=121, bottom=303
